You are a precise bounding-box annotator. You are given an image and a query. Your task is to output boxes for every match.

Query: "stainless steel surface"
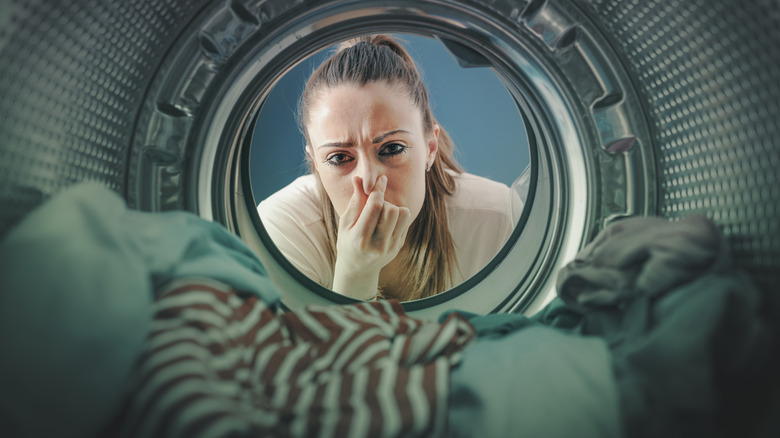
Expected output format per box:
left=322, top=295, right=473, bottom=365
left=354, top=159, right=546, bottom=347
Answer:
left=0, top=0, right=777, bottom=310
left=0, top=0, right=209, bottom=227
left=583, top=0, right=780, bottom=292
left=0, top=0, right=778, bottom=433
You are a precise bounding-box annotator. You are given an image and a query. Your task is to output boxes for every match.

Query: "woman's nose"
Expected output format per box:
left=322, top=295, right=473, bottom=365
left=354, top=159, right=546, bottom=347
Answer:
left=356, top=158, right=380, bottom=194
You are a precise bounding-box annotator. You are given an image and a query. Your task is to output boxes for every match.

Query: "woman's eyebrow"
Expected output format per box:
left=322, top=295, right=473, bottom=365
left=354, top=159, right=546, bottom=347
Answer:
left=317, top=130, right=410, bottom=149
left=373, top=129, right=409, bottom=144
left=317, top=141, right=354, bottom=149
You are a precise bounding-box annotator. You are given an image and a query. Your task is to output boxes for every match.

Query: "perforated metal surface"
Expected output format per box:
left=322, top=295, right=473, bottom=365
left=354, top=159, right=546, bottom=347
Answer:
left=582, top=0, right=780, bottom=287
left=0, top=1, right=778, bottom=433
left=1, top=0, right=778, bottom=283
left=0, top=0, right=208, bottom=235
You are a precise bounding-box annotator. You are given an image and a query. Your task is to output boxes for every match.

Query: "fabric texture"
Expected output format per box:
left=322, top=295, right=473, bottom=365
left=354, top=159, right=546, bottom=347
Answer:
left=553, top=215, right=774, bottom=438
left=556, top=215, right=727, bottom=313
left=447, top=214, right=773, bottom=438
left=256, top=172, right=516, bottom=289
left=0, top=183, right=279, bottom=438
left=448, top=325, right=620, bottom=438
left=2, top=183, right=773, bottom=438
left=105, top=278, right=475, bottom=438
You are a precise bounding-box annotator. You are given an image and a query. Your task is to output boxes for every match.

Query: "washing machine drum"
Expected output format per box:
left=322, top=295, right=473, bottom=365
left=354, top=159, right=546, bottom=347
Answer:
left=0, top=1, right=779, bottom=436
left=1, top=1, right=778, bottom=313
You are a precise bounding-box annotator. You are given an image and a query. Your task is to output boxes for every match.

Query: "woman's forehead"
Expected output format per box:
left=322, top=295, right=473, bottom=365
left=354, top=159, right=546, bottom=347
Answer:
left=311, top=81, right=413, bottom=109
left=307, top=82, right=423, bottom=142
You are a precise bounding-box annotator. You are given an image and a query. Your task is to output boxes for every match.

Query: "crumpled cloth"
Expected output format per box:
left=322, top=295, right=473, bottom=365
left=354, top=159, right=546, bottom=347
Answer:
left=104, top=279, right=474, bottom=438
left=0, top=183, right=278, bottom=438
left=2, top=184, right=773, bottom=438
left=554, top=215, right=774, bottom=438
left=0, top=183, right=474, bottom=438
left=557, top=215, right=728, bottom=313
left=448, top=321, right=620, bottom=438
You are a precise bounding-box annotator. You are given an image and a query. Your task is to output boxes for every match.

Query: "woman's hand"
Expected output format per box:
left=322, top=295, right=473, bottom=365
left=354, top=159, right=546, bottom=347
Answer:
left=332, top=175, right=412, bottom=300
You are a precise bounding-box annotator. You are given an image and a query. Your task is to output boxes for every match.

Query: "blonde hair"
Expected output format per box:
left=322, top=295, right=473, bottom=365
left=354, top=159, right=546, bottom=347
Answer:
left=299, top=35, right=463, bottom=301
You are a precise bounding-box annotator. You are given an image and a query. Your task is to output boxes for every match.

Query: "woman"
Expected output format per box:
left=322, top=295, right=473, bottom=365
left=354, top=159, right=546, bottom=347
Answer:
left=258, top=35, right=516, bottom=301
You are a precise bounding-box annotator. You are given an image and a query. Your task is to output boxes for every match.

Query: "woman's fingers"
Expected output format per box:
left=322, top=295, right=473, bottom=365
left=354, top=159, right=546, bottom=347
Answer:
left=354, top=175, right=387, bottom=238
left=375, top=201, right=400, bottom=238
left=378, top=204, right=412, bottom=255
left=342, top=174, right=409, bottom=255
left=340, top=175, right=367, bottom=228
left=392, top=206, right=412, bottom=242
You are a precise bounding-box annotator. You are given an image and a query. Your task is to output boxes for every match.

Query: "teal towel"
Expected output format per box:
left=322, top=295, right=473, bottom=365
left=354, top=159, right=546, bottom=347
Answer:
left=0, top=183, right=279, bottom=438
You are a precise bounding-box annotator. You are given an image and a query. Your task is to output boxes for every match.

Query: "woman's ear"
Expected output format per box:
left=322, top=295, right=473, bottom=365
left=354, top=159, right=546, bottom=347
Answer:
left=427, top=124, right=440, bottom=164
left=305, top=145, right=315, bottom=167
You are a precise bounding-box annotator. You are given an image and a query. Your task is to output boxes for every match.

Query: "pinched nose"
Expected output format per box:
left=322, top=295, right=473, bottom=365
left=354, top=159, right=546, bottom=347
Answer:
left=357, top=158, right=381, bottom=194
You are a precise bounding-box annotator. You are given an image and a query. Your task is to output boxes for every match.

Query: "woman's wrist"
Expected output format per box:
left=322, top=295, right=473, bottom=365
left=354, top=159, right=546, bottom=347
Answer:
left=332, top=263, right=381, bottom=300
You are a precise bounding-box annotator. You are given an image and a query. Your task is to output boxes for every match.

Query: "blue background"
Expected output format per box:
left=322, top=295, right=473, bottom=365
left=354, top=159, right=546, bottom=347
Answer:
left=249, top=34, right=530, bottom=203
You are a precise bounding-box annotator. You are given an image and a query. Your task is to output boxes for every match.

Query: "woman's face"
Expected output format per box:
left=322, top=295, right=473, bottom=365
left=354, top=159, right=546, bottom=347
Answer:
left=305, top=81, right=438, bottom=221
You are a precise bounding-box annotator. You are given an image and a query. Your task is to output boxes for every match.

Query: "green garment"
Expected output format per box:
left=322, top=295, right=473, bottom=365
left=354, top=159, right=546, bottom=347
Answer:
left=0, top=184, right=279, bottom=438
left=552, top=216, right=773, bottom=438
left=448, top=215, right=773, bottom=438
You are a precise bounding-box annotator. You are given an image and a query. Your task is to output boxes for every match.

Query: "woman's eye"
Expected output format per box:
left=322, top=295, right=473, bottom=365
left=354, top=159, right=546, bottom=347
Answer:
left=380, top=143, right=408, bottom=156
left=325, top=153, right=352, bottom=166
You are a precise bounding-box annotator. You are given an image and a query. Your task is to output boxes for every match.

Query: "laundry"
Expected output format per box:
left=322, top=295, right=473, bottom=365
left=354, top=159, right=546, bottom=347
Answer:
left=103, top=279, right=474, bottom=438
left=556, top=215, right=729, bottom=313
left=546, top=216, right=774, bottom=438
left=0, top=183, right=474, bottom=438
left=0, top=184, right=772, bottom=438
left=0, top=183, right=277, bottom=438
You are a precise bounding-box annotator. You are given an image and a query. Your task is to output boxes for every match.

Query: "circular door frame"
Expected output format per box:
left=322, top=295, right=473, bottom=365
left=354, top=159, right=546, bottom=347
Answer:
left=129, top=0, right=656, bottom=318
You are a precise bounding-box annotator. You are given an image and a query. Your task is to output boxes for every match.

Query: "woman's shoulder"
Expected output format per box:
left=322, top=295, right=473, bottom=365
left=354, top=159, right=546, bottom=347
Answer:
left=255, top=175, right=333, bottom=286
left=256, top=174, right=322, bottom=226
left=446, top=172, right=516, bottom=281
left=448, top=172, right=512, bottom=213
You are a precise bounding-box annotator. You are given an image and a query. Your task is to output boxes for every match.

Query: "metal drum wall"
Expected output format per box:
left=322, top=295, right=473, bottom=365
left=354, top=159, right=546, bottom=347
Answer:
left=2, top=0, right=777, bottom=287
left=582, top=0, right=780, bottom=298
left=1, top=0, right=779, bottom=432
left=0, top=0, right=209, bottom=231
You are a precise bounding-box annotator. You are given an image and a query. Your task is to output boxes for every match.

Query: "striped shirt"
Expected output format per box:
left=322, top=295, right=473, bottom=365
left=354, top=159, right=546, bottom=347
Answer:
left=104, top=277, right=475, bottom=438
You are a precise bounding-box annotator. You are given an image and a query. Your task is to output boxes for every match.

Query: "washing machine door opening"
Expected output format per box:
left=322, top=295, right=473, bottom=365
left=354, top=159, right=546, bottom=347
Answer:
left=247, top=33, right=533, bottom=306
left=2, top=0, right=778, bottom=433
left=231, top=38, right=545, bottom=316
left=126, top=0, right=656, bottom=318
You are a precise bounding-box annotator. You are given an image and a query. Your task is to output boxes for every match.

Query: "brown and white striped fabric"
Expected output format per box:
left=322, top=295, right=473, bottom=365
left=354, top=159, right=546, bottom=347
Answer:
left=104, top=277, right=475, bottom=438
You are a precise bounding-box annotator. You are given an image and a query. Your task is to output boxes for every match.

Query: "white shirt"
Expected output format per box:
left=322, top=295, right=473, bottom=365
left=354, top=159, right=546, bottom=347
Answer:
left=257, top=172, right=518, bottom=289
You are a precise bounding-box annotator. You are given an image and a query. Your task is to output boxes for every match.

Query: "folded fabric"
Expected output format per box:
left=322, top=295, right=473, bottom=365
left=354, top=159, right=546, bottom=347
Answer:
left=104, top=278, right=474, bottom=438
left=0, top=183, right=280, bottom=438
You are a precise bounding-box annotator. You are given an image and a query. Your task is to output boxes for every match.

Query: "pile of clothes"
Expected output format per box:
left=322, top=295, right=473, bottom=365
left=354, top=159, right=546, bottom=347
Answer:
left=0, top=184, right=774, bottom=437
